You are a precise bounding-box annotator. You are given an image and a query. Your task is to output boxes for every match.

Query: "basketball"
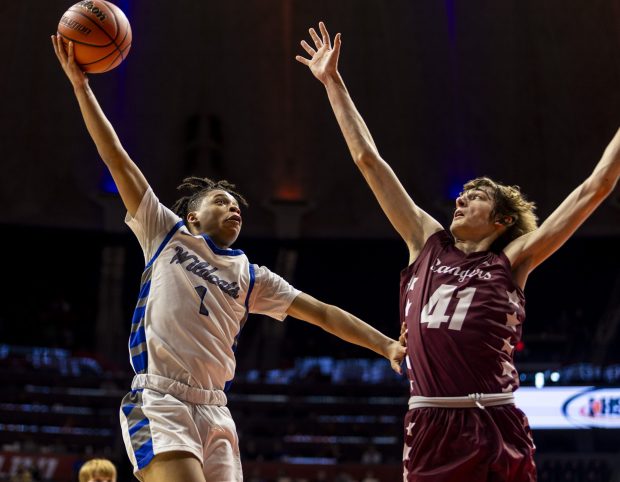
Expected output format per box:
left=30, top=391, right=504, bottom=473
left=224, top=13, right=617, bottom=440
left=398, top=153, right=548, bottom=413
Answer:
left=57, top=0, right=132, bottom=74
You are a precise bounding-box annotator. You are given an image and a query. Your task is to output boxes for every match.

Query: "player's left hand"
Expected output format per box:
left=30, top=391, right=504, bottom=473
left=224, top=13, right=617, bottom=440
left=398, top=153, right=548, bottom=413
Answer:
left=386, top=340, right=406, bottom=375
left=399, top=322, right=408, bottom=347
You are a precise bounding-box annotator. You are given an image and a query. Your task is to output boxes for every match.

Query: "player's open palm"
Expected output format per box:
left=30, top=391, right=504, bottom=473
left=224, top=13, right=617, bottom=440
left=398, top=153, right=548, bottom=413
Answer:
left=51, top=35, right=87, bottom=88
left=296, top=22, right=341, bottom=84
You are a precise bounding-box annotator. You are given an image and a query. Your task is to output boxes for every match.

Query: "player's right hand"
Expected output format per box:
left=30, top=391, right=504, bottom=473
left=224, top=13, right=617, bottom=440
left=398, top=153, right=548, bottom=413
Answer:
left=295, top=21, right=341, bottom=85
left=51, top=35, right=88, bottom=88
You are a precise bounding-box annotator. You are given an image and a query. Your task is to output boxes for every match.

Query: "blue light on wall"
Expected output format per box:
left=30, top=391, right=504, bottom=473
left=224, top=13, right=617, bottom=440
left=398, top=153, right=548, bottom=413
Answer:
left=444, top=0, right=457, bottom=47
left=100, top=172, right=119, bottom=194
left=447, top=172, right=476, bottom=200
left=99, top=0, right=131, bottom=196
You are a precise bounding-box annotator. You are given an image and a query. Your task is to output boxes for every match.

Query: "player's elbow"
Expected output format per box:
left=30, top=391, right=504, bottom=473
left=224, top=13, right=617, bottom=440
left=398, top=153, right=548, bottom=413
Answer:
left=315, top=303, right=335, bottom=329
left=586, top=170, right=618, bottom=201
left=353, top=150, right=377, bottom=168
left=354, top=151, right=383, bottom=171
left=99, top=144, right=127, bottom=169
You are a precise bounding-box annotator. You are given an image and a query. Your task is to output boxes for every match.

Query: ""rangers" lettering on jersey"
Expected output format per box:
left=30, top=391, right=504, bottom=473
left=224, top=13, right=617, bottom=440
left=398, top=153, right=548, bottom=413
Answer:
left=170, top=246, right=241, bottom=299
left=430, top=258, right=492, bottom=282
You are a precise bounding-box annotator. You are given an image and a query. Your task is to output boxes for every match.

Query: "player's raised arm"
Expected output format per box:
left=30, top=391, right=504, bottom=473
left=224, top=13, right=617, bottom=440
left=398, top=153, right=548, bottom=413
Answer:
left=505, top=127, right=620, bottom=283
left=296, top=22, right=442, bottom=263
left=51, top=35, right=148, bottom=217
left=286, top=292, right=406, bottom=374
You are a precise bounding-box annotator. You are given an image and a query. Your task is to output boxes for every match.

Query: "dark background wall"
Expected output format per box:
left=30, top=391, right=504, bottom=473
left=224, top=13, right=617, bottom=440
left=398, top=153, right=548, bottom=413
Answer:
left=2, top=0, right=619, bottom=236
left=1, top=0, right=619, bottom=364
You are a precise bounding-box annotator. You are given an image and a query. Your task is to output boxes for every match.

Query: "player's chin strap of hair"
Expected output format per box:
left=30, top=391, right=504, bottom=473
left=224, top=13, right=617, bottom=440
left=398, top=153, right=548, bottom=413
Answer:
left=408, top=392, right=515, bottom=410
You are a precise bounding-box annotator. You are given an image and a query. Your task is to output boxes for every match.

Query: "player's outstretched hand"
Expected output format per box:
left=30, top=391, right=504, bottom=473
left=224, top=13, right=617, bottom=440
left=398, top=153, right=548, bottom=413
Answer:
left=51, top=35, right=87, bottom=88
left=387, top=339, right=406, bottom=375
left=295, top=21, right=341, bottom=85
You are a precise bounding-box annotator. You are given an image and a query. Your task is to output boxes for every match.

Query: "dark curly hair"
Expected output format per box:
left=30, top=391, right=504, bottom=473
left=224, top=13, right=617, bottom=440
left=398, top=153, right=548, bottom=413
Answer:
left=171, top=176, right=248, bottom=225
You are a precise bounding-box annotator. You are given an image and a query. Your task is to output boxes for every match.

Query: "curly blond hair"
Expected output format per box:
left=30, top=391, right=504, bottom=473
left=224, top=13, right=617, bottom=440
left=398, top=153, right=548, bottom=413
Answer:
left=463, top=177, right=538, bottom=250
left=78, top=458, right=117, bottom=482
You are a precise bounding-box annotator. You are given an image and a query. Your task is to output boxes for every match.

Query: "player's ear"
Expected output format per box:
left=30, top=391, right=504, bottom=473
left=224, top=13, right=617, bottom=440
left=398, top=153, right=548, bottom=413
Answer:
left=495, top=215, right=515, bottom=227
left=187, top=211, right=199, bottom=225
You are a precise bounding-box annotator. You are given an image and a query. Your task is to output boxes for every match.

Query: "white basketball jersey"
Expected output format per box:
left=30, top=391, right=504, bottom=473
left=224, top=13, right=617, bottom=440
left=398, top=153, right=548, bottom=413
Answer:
left=125, top=188, right=300, bottom=390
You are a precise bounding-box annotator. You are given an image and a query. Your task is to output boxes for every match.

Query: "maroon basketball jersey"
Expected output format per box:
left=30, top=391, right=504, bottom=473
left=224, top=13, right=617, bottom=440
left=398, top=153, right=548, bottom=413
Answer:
left=400, top=231, right=524, bottom=397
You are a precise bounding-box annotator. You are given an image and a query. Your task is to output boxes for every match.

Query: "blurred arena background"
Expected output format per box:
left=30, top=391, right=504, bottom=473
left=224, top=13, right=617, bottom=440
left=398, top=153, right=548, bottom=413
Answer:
left=1, top=1, right=619, bottom=481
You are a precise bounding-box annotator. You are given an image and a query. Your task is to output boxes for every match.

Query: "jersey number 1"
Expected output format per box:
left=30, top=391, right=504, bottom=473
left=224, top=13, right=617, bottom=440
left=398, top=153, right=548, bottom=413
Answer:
left=420, top=284, right=476, bottom=331
left=195, top=286, right=209, bottom=316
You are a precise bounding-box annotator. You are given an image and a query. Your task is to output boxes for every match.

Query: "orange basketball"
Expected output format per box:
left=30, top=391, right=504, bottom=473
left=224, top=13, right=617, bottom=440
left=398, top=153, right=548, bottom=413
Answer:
left=57, top=0, right=132, bottom=74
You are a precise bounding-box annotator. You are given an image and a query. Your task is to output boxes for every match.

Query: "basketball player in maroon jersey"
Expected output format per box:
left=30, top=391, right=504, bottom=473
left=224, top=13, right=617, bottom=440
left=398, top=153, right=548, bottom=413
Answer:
left=297, top=22, right=620, bottom=481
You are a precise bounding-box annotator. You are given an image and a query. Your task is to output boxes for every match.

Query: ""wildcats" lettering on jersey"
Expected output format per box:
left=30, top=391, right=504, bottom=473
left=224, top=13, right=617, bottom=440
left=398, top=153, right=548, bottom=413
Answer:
left=170, top=246, right=240, bottom=299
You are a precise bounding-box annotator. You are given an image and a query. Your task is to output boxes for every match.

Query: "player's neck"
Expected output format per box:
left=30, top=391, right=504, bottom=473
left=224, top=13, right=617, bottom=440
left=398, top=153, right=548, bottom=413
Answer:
left=454, top=238, right=492, bottom=254
left=453, top=231, right=500, bottom=254
left=204, top=230, right=235, bottom=250
left=452, top=225, right=504, bottom=254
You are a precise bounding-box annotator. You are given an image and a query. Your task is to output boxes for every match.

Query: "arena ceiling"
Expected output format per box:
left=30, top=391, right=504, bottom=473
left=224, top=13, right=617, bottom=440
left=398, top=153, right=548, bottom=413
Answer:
left=2, top=0, right=619, bottom=238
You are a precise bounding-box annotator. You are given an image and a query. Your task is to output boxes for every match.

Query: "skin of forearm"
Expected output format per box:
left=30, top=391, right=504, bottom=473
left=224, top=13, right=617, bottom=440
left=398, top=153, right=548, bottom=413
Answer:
left=322, top=304, right=393, bottom=359
left=73, top=83, right=126, bottom=167
left=323, top=74, right=380, bottom=164
left=595, top=128, right=620, bottom=191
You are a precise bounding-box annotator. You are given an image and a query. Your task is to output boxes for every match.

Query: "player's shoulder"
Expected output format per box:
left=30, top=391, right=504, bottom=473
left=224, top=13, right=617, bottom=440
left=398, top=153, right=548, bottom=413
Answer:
left=502, top=230, right=536, bottom=268
left=408, top=228, right=451, bottom=265
left=501, top=231, right=539, bottom=289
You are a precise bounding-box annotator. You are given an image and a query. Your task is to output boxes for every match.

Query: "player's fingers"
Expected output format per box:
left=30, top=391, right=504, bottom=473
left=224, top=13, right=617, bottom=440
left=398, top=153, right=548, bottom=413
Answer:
left=309, top=27, right=323, bottom=49
left=391, top=359, right=402, bottom=375
left=51, top=35, right=61, bottom=59
left=56, top=37, right=69, bottom=65
left=56, top=36, right=67, bottom=59
left=68, top=41, right=75, bottom=62
left=334, top=32, right=342, bottom=54
left=319, top=21, right=331, bottom=49
left=295, top=55, right=311, bottom=66
left=300, top=40, right=316, bottom=57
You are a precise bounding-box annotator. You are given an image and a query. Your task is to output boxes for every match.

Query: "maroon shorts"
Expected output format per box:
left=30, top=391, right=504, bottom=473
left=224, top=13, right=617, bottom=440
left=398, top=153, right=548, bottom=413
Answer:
left=403, top=405, right=536, bottom=482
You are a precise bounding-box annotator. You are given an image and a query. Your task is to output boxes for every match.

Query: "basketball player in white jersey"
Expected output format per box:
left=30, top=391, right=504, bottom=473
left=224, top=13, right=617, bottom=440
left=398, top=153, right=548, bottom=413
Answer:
left=52, top=36, right=406, bottom=482
left=297, top=22, right=620, bottom=481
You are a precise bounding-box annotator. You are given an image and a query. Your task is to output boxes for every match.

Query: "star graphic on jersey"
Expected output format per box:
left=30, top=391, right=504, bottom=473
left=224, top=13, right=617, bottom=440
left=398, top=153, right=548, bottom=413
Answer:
left=501, top=360, right=516, bottom=378
left=506, top=312, right=520, bottom=332
left=405, top=355, right=412, bottom=370
left=405, top=299, right=412, bottom=317
left=406, top=421, right=415, bottom=437
left=501, top=337, right=514, bottom=355
left=506, top=290, right=520, bottom=309
left=403, top=443, right=412, bottom=462
left=407, top=276, right=418, bottom=292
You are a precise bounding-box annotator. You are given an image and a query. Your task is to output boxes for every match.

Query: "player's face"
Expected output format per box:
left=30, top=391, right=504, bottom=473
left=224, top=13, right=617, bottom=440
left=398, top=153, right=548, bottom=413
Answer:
left=191, top=189, right=242, bottom=247
left=450, top=187, right=498, bottom=239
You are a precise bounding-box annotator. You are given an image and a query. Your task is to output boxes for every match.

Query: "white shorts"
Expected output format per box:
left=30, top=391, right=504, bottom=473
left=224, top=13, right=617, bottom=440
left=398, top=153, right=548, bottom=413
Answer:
left=119, top=374, right=242, bottom=482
